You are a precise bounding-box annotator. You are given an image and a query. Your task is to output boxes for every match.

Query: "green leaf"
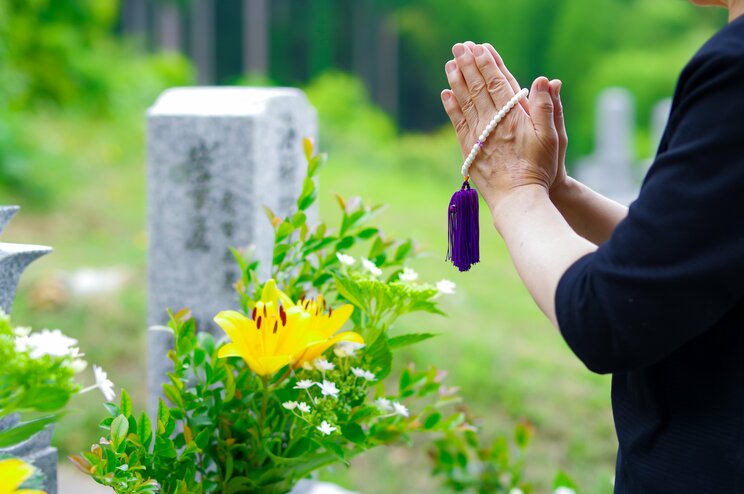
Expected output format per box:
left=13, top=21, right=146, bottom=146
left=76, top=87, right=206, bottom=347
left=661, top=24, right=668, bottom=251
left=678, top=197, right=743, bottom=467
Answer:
left=0, top=413, right=62, bottom=447
left=297, top=178, right=317, bottom=211
left=120, top=390, right=132, bottom=417
left=276, top=221, right=294, bottom=241
left=137, top=412, right=153, bottom=449
left=333, top=275, right=365, bottom=311
left=424, top=413, right=442, bottom=430
left=291, top=211, right=307, bottom=227
left=365, top=335, right=392, bottom=379
left=553, top=470, right=580, bottom=490
left=154, top=435, right=177, bottom=459
left=341, top=423, right=366, bottom=445
left=388, top=333, right=438, bottom=350
left=322, top=441, right=347, bottom=464
left=110, top=415, right=129, bottom=451
left=357, top=227, right=378, bottom=239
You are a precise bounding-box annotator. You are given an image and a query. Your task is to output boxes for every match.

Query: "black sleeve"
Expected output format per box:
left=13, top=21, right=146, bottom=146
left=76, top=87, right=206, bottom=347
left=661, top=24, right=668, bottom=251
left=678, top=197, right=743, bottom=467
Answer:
left=556, top=51, right=744, bottom=375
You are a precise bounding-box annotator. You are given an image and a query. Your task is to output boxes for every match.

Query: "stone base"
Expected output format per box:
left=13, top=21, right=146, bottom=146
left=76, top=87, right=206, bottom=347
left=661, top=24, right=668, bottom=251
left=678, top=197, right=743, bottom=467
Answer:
left=0, top=417, right=57, bottom=494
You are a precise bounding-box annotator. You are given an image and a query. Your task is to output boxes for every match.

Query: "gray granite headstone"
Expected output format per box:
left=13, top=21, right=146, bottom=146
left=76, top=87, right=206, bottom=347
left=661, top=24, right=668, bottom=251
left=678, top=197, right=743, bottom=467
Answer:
left=575, top=87, right=639, bottom=205
left=146, top=87, right=317, bottom=412
left=0, top=205, right=56, bottom=494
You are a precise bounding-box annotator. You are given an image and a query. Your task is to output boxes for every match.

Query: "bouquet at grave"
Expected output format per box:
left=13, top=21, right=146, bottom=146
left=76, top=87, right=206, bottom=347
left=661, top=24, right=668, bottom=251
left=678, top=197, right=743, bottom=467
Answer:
left=74, top=140, right=532, bottom=494
left=0, top=310, right=115, bottom=491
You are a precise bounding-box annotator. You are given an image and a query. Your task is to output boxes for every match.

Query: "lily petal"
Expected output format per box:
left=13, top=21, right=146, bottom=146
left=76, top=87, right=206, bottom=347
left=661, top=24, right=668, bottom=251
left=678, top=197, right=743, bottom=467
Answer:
left=298, top=331, right=364, bottom=366
left=261, top=279, right=295, bottom=308
left=0, top=458, right=35, bottom=491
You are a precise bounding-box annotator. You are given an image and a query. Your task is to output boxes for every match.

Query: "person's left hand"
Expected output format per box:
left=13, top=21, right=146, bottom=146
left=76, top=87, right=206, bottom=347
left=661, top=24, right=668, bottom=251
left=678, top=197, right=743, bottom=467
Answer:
left=441, top=42, right=560, bottom=212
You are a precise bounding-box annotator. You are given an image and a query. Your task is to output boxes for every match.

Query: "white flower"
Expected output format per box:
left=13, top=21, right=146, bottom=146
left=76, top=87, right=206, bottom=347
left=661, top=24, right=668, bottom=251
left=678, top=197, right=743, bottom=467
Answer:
left=375, top=398, right=393, bottom=412
left=297, top=402, right=311, bottom=413
left=317, top=380, right=340, bottom=398
left=392, top=401, right=409, bottom=418
left=361, top=258, right=383, bottom=277
left=282, top=401, right=298, bottom=410
left=436, top=279, right=456, bottom=295
left=93, top=365, right=116, bottom=402
left=399, top=267, right=418, bottom=282
left=316, top=420, right=337, bottom=436
left=334, top=341, right=364, bottom=358
left=336, top=253, right=355, bottom=266
left=314, top=358, right=335, bottom=372
left=294, top=379, right=315, bottom=390
left=15, top=329, right=78, bottom=359
left=351, top=367, right=375, bottom=381
left=553, top=488, right=576, bottom=494
left=509, top=489, right=524, bottom=494
left=13, top=326, right=31, bottom=337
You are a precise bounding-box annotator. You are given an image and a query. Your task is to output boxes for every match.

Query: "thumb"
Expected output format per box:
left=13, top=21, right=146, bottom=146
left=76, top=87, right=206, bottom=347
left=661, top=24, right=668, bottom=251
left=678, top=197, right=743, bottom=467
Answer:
left=528, top=76, right=557, bottom=140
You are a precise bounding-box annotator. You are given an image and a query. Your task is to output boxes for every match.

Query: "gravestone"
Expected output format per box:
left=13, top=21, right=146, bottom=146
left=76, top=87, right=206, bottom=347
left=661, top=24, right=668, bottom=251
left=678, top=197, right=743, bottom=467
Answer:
left=146, top=87, right=317, bottom=413
left=0, top=205, right=56, bottom=494
left=575, top=88, right=639, bottom=205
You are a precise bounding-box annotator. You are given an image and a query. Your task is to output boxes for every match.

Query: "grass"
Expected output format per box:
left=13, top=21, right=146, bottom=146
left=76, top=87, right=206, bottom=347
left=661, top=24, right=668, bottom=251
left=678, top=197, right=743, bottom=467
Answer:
left=4, top=105, right=616, bottom=493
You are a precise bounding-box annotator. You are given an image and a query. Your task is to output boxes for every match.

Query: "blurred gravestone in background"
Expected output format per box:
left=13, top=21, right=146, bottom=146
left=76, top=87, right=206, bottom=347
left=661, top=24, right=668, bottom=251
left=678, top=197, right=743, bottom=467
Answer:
left=0, top=206, right=56, bottom=494
left=575, top=88, right=672, bottom=205
left=146, top=87, right=317, bottom=413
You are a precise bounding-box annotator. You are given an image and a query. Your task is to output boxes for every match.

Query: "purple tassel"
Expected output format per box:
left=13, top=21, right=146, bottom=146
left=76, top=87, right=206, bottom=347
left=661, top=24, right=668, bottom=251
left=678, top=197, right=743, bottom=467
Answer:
left=446, top=180, right=479, bottom=272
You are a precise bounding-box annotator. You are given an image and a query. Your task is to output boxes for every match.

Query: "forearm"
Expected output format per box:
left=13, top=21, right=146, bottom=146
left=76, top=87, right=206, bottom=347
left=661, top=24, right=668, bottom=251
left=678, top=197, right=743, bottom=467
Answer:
left=550, top=177, right=628, bottom=245
left=491, top=185, right=597, bottom=327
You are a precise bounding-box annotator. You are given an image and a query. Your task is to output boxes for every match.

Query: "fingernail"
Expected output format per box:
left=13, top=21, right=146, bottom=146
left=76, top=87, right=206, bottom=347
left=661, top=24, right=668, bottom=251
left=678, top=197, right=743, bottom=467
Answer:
left=472, top=45, right=484, bottom=56
left=441, top=90, right=451, bottom=101
left=446, top=60, right=457, bottom=73
left=538, top=77, right=549, bottom=91
left=453, top=44, right=466, bottom=57
left=557, top=80, right=563, bottom=96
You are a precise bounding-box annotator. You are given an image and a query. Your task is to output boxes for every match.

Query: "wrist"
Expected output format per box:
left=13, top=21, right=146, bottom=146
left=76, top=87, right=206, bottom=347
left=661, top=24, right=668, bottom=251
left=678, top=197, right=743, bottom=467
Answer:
left=490, top=184, right=551, bottom=233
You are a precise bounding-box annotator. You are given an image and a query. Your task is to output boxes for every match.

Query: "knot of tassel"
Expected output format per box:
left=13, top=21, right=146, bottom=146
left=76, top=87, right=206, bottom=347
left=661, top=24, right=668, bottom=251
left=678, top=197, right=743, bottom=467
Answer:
left=446, top=180, right=479, bottom=272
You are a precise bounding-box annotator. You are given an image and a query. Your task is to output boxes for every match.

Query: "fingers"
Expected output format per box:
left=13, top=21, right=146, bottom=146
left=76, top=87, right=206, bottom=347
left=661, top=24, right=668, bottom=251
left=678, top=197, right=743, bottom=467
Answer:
left=528, top=76, right=557, bottom=144
left=549, top=79, right=567, bottom=164
left=484, top=43, right=529, bottom=115
left=451, top=43, right=496, bottom=122
left=445, top=58, right=478, bottom=130
left=441, top=89, right=469, bottom=153
left=471, top=44, right=522, bottom=115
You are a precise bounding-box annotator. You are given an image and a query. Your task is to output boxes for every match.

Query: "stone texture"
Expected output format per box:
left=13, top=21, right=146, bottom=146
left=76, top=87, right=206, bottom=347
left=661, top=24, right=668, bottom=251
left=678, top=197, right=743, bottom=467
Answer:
left=0, top=206, right=56, bottom=494
left=146, top=87, right=317, bottom=412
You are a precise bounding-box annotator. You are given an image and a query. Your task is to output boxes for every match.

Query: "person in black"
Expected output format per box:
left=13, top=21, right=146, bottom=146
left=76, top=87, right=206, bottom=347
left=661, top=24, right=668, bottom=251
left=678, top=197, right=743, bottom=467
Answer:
left=439, top=1, right=744, bottom=492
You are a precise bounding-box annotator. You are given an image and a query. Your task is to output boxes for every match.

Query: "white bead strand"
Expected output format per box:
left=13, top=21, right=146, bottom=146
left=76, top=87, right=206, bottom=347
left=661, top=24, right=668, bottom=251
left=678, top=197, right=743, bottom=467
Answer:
left=461, top=88, right=529, bottom=179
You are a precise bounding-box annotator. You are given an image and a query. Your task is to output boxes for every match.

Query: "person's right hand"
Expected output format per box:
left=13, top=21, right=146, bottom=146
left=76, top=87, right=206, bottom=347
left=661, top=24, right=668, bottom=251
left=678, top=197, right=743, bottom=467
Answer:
left=547, top=80, right=568, bottom=195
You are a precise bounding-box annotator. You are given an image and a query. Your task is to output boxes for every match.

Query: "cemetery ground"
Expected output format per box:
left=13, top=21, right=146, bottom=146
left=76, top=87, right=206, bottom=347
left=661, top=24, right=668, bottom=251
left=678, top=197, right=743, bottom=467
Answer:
left=5, top=107, right=615, bottom=493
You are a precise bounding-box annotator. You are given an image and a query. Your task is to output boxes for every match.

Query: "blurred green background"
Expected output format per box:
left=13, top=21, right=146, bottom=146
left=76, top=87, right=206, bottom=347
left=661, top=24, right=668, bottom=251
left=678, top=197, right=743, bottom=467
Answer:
left=0, top=0, right=727, bottom=492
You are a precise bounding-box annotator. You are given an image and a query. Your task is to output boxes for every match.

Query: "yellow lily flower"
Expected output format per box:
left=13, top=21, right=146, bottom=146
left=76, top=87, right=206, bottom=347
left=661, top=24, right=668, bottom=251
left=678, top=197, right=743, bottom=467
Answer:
left=215, top=280, right=363, bottom=375
left=0, top=458, right=46, bottom=494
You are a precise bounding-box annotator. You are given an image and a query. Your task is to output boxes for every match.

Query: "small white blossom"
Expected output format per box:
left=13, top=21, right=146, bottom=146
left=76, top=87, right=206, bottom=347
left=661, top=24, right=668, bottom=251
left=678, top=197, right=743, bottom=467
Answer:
left=399, top=267, right=419, bottom=282
left=336, top=253, right=355, bottom=266
left=436, top=279, right=456, bottom=295
left=294, top=379, right=315, bottom=390
left=93, top=365, right=116, bottom=402
left=15, top=329, right=78, bottom=359
left=13, top=326, right=31, bottom=337
left=509, top=489, right=524, bottom=494
left=553, top=488, right=576, bottom=494
left=361, top=258, right=383, bottom=277
left=297, top=402, right=311, bottom=413
left=314, top=358, right=335, bottom=372
left=282, top=401, right=298, bottom=410
left=317, top=380, right=340, bottom=398
left=392, top=401, right=409, bottom=418
left=351, top=367, right=375, bottom=381
left=375, top=398, right=393, bottom=412
left=334, top=341, right=364, bottom=358
left=316, top=420, right=337, bottom=436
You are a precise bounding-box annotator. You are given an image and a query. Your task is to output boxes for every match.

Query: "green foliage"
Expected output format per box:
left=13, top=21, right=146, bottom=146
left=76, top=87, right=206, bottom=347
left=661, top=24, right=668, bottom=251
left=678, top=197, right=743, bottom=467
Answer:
left=430, top=420, right=535, bottom=494
left=78, top=142, right=538, bottom=493
left=0, top=311, right=82, bottom=446
left=0, top=0, right=192, bottom=205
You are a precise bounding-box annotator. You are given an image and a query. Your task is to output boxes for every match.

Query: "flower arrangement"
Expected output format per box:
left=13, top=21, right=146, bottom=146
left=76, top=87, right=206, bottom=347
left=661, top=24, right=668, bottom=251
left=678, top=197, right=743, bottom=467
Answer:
left=0, top=311, right=114, bottom=448
left=73, top=141, right=537, bottom=494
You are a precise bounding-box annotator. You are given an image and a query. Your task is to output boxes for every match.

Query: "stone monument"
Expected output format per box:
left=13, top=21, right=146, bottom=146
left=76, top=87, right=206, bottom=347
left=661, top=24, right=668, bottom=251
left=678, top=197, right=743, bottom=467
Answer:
left=0, top=205, right=56, bottom=494
left=146, top=87, right=317, bottom=412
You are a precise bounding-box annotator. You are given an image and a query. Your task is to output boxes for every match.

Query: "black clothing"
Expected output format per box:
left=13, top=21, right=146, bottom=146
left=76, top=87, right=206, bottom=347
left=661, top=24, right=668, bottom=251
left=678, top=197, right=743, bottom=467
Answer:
left=556, top=15, right=744, bottom=493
